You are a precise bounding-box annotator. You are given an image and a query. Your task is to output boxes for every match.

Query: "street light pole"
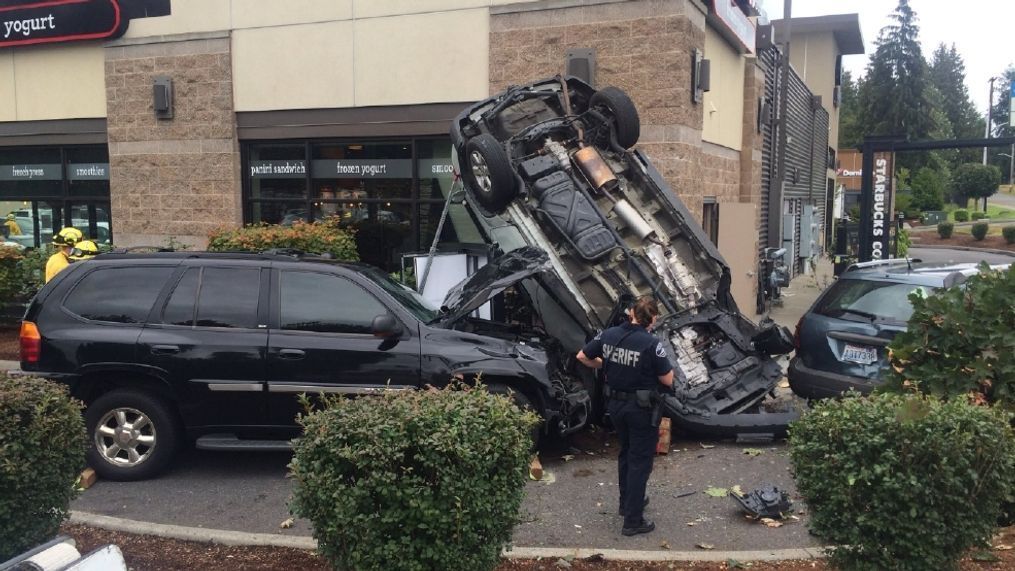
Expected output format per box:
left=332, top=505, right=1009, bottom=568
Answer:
left=984, top=77, right=997, bottom=166
left=1001, top=147, right=1015, bottom=190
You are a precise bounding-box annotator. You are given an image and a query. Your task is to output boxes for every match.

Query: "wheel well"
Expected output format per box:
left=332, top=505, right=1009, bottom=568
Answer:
left=77, top=371, right=184, bottom=435
left=482, top=376, right=547, bottom=419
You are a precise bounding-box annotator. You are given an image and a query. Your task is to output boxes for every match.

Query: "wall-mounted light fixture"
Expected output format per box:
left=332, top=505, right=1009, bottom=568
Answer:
left=153, top=76, right=173, bottom=120
left=692, top=48, right=710, bottom=104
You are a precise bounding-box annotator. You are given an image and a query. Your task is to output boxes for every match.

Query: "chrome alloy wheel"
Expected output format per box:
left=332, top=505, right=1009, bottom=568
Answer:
left=93, top=407, right=156, bottom=467
left=469, top=150, right=493, bottom=194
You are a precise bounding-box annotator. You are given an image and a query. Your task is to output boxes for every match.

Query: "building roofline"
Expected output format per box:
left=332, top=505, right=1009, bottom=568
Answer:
left=771, top=14, right=865, bottom=55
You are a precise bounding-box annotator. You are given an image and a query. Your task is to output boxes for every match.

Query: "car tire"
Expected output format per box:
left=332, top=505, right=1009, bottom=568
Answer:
left=464, top=134, right=518, bottom=214
left=486, top=382, right=543, bottom=448
left=590, top=86, right=641, bottom=148
left=85, top=389, right=181, bottom=481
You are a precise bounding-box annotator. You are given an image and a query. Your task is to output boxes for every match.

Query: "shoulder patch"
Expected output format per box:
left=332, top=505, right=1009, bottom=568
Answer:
left=655, top=342, right=667, bottom=358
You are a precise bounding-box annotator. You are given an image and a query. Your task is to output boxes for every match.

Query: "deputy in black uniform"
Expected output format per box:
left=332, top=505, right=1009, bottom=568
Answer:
left=577, top=297, right=674, bottom=536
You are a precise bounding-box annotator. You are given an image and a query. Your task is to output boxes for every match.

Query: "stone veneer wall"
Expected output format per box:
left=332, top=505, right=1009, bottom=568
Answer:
left=104, top=33, right=241, bottom=249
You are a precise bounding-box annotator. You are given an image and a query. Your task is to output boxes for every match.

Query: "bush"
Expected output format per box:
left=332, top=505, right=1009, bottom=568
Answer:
left=1003, top=225, right=1015, bottom=245
left=897, top=228, right=911, bottom=257
left=789, top=393, right=1015, bottom=571
left=910, top=166, right=947, bottom=211
left=937, top=221, right=954, bottom=238
left=0, top=246, right=21, bottom=302
left=0, top=373, right=87, bottom=560
left=15, top=246, right=51, bottom=299
left=970, top=222, right=989, bottom=241
left=885, top=264, right=1015, bottom=408
left=289, top=383, right=538, bottom=571
left=971, top=211, right=988, bottom=221
left=953, top=209, right=970, bottom=222
left=208, top=220, right=359, bottom=261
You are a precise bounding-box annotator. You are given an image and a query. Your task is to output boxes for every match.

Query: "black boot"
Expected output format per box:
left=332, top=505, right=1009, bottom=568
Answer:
left=621, top=518, right=656, bottom=536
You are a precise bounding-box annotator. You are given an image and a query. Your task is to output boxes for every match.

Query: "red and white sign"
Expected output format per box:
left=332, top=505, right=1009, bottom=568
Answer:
left=710, top=0, right=756, bottom=54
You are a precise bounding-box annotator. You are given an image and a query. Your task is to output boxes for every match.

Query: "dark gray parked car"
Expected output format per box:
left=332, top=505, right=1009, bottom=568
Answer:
left=788, top=259, right=1010, bottom=399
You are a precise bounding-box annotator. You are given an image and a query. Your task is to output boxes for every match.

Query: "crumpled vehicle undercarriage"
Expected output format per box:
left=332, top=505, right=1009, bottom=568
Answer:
left=450, top=76, right=797, bottom=436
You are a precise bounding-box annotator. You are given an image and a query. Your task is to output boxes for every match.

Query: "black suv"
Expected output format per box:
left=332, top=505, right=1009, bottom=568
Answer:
left=19, top=250, right=590, bottom=480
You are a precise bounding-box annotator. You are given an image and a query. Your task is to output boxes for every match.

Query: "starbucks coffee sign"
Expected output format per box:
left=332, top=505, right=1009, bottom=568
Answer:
left=0, top=0, right=169, bottom=49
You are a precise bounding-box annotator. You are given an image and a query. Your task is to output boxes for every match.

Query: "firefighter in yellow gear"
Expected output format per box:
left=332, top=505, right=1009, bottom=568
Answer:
left=45, top=227, right=83, bottom=283
left=3, top=214, right=21, bottom=237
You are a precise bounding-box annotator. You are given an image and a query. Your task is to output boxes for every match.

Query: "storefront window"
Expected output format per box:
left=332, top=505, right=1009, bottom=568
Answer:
left=0, top=145, right=110, bottom=249
left=244, top=137, right=476, bottom=272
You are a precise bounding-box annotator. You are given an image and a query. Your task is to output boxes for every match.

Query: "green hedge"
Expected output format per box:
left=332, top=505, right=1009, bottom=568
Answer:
left=0, top=246, right=21, bottom=302
left=954, top=209, right=970, bottom=222
left=790, top=393, right=1015, bottom=571
left=971, top=222, right=989, bottom=241
left=0, top=373, right=87, bottom=560
left=937, top=221, right=954, bottom=239
left=971, top=211, right=988, bottom=221
left=289, top=384, right=538, bottom=571
left=207, top=220, right=359, bottom=261
left=1003, top=225, right=1015, bottom=245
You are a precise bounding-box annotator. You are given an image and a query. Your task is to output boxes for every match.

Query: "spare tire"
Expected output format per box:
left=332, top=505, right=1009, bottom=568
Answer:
left=463, top=134, right=518, bottom=214
left=590, top=86, right=641, bottom=149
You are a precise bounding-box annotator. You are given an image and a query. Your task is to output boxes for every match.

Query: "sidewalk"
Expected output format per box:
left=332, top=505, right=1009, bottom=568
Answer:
left=766, top=256, right=835, bottom=330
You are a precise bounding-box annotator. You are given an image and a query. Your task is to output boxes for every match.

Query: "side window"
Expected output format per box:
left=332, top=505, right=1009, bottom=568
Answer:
left=64, top=266, right=174, bottom=324
left=161, top=268, right=199, bottom=326
left=280, top=272, right=388, bottom=334
left=195, top=268, right=261, bottom=329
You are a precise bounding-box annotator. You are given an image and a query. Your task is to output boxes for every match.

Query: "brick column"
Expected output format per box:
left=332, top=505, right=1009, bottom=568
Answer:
left=105, top=33, right=241, bottom=249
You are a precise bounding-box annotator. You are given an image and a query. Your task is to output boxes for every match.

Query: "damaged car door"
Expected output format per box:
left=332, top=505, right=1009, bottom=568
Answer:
left=450, top=76, right=796, bottom=436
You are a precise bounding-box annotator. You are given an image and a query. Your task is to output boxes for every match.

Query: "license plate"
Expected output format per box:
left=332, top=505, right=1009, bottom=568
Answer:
left=842, top=343, right=878, bottom=365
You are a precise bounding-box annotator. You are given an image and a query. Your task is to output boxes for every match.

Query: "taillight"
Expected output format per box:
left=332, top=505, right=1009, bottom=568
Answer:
left=20, top=321, right=41, bottom=364
left=793, top=317, right=803, bottom=351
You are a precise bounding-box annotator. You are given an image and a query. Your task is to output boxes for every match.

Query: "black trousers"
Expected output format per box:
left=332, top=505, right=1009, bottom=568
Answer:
left=609, top=398, right=659, bottom=528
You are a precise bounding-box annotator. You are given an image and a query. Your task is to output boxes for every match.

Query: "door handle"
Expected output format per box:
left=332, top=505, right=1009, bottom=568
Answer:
left=150, top=344, right=181, bottom=355
left=278, top=349, right=306, bottom=360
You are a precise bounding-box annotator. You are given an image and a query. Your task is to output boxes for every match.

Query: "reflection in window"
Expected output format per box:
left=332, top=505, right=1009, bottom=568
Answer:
left=162, top=268, right=200, bottom=326
left=65, top=267, right=174, bottom=323
left=280, top=272, right=387, bottom=334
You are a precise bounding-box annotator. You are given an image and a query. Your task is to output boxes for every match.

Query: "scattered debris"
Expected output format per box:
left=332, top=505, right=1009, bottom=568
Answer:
left=778, top=379, right=790, bottom=388
left=733, top=485, right=794, bottom=518
left=743, top=448, right=764, bottom=457
left=582, top=554, right=606, bottom=563
left=540, top=472, right=557, bottom=484
left=660, top=540, right=671, bottom=550
left=685, top=522, right=696, bottom=527
left=699, top=442, right=715, bottom=449
left=704, top=486, right=729, bottom=497
left=696, top=543, right=715, bottom=550
left=561, top=454, right=576, bottom=462
left=726, top=559, right=749, bottom=569
left=555, top=557, right=573, bottom=568
left=995, top=544, right=1015, bottom=551
left=574, top=524, right=582, bottom=529
left=529, top=456, right=544, bottom=481
left=730, top=485, right=744, bottom=497
left=77, top=468, right=97, bottom=491
left=279, top=518, right=294, bottom=529
left=674, top=490, right=697, bottom=499
left=760, top=517, right=784, bottom=528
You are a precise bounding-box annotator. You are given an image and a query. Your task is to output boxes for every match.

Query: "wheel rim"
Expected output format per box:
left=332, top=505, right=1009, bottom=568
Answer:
left=469, top=150, right=493, bottom=194
left=94, top=407, right=156, bottom=468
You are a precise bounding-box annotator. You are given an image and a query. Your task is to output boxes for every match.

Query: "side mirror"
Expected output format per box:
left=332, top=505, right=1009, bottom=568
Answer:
left=371, top=314, right=403, bottom=338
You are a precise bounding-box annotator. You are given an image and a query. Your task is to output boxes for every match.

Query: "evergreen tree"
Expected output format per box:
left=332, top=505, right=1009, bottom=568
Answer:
left=929, top=43, right=984, bottom=166
left=837, top=70, right=864, bottom=149
left=988, top=67, right=1014, bottom=184
left=858, top=0, right=940, bottom=171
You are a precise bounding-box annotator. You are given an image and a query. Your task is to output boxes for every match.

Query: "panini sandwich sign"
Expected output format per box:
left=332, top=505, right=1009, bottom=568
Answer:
left=0, top=0, right=130, bottom=48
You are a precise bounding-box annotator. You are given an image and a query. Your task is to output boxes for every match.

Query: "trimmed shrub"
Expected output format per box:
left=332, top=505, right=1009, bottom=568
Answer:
left=937, top=221, right=954, bottom=238
left=15, top=246, right=51, bottom=299
left=953, top=209, right=970, bottom=222
left=0, top=246, right=21, bottom=302
left=886, top=264, right=1015, bottom=408
left=789, top=392, right=1015, bottom=571
left=1003, top=225, right=1015, bottom=245
left=971, top=211, right=988, bottom=221
left=897, top=228, right=911, bottom=257
left=289, top=383, right=538, bottom=571
left=0, top=373, right=87, bottom=560
left=970, top=221, right=989, bottom=241
left=208, top=219, right=358, bottom=261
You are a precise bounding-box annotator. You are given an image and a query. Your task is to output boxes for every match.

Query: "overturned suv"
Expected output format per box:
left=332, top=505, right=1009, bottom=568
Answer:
left=451, top=76, right=796, bottom=434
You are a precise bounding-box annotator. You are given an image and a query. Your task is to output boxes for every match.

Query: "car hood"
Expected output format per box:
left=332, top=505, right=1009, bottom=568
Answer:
left=439, top=247, right=551, bottom=324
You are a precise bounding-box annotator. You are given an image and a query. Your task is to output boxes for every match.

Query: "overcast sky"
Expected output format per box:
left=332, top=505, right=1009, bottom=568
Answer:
left=761, top=0, right=1015, bottom=115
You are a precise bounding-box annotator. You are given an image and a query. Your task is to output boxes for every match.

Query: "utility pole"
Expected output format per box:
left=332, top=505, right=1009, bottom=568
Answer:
left=982, top=76, right=998, bottom=211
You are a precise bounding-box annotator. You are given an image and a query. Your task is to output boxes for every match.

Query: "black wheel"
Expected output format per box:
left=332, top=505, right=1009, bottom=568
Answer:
left=590, top=86, right=641, bottom=148
left=85, top=389, right=181, bottom=481
left=486, top=382, right=543, bottom=448
left=463, top=134, right=517, bottom=214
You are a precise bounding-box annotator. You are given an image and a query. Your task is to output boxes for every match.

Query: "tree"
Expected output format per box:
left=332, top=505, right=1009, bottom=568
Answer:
left=929, top=43, right=985, bottom=167
left=858, top=0, right=942, bottom=172
left=838, top=70, right=864, bottom=149
left=951, top=163, right=1002, bottom=208
left=988, top=67, right=1015, bottom=184
left=910, top=166, right=946, bottom=210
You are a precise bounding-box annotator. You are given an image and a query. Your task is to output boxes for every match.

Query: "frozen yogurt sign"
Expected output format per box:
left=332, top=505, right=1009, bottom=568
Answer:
left=0, top=0, right=129, bottom=48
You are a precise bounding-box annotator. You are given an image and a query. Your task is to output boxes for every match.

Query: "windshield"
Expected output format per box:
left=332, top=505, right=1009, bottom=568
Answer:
left=360, top=268, right=439, bottom=323
left=815, top=279, right=933, bottom=324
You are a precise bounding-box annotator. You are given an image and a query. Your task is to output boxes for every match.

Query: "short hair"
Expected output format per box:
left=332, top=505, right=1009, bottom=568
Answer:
left=631, top=296, right=660, bottom=325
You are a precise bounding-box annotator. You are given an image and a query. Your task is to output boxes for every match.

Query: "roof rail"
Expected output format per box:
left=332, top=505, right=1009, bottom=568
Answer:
left=844, top=258, right=921, bottom=273
left=259, top=248, right=333, bottom=260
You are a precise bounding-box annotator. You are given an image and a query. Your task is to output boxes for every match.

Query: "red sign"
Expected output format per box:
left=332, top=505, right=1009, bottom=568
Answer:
left=0, top=0, right=127, bottom=48
left=709, top=0, right=756, bottom=54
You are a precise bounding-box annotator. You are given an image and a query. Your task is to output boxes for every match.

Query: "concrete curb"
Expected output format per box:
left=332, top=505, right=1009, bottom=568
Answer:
left=69, top=511, right=829, bottom=562
left=0, top=360, right=18, bottom=371
left=909, top=244, right=1015, bottom=257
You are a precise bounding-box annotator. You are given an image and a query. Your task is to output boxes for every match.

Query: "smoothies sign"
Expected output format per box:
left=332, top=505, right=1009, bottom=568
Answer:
left=0, top=0, right=129, bottom=48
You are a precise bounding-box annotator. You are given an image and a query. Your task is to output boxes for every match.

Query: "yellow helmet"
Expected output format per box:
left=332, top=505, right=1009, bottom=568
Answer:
left=69, top=240, right=99, bottom=261
left=52, top=227, right=83, bottom=247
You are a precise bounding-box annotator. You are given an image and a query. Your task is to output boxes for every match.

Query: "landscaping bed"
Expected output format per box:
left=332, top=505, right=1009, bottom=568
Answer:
left=0, top=326, right=18, bottom=361
left=909, top=232, right=1015, bottom=252
left=59, top=524, right=1015, bottom=571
